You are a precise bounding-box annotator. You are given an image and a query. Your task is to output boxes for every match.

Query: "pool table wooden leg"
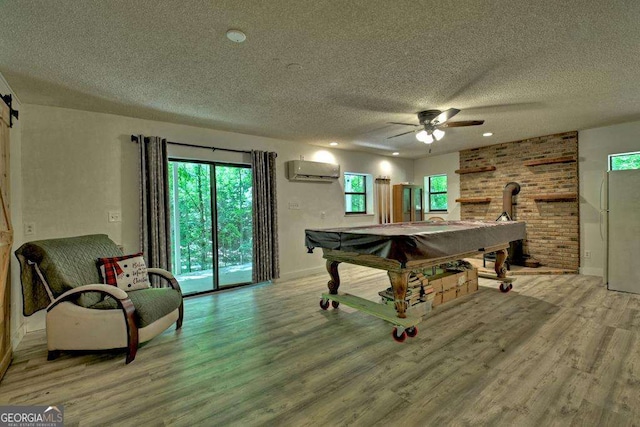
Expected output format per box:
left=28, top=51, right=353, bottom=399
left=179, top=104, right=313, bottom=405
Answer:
left=388, top=271, right=410, bottom=319
left=326, top=260, right=341, bottom=294
left=494, top=248, right=508, bottom=279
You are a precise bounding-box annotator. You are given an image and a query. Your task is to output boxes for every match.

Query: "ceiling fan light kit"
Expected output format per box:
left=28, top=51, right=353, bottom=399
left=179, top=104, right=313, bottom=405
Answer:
left=432, top=128, right=445, bottom=141
left=388, top=108, right=485, bottom=147
left=416, top=130, right=434, bottom=144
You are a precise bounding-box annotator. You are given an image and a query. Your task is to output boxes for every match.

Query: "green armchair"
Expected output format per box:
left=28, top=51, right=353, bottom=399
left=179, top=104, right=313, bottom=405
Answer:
left=15, top=234, right=183, bottom=364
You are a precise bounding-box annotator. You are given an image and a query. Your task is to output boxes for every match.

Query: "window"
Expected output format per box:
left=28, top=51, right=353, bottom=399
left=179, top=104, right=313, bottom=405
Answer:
left=609, top=151, right=640, bottom=171
left=344, top=173, right=366, bottom=214
left=426, top=174, right=448, bottom=212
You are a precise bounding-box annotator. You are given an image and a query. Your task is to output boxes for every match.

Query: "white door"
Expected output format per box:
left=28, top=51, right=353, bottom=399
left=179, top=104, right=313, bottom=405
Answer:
left=608, top=169, right=640, bottom=293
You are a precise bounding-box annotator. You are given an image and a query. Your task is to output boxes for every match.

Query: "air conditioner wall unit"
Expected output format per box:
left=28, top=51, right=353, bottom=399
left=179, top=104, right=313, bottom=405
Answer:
left=286, top=160, right=340, bottom=182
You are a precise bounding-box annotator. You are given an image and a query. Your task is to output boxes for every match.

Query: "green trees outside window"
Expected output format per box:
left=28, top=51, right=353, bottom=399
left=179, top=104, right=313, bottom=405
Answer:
left=169, top=162, right=213, bottom=274
left=428, top=174, right=448, bottom=211
left=610, top=152, right=640, bottom=171
left=345, top=173, right=366, bottom=214
left=168, top=161, right=253, bottom=281
left=215, top=165, right=253, bottom=268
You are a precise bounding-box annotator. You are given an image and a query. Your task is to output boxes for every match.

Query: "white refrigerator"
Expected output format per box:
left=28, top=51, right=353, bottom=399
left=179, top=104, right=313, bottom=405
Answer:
left=606, top=169, right=640, bottom=293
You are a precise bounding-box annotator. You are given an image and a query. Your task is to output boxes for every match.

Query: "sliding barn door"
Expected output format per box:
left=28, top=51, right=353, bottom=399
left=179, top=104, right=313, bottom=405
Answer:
left=0, top=101, right=12, bottom=380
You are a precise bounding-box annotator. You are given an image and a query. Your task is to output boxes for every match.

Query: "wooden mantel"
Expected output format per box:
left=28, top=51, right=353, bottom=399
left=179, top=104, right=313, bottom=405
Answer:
left=455, top=197, right=492, bottom=203
left=524, top=156, right=576, bottom=167
left=532, top=193, right=578, bottom=201
left=454, top=166, right=496, bottom=175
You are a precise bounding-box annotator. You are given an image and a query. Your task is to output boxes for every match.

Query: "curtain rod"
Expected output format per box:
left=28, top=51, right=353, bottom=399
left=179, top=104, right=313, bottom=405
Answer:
left=131, top=135, right=251, bottom=154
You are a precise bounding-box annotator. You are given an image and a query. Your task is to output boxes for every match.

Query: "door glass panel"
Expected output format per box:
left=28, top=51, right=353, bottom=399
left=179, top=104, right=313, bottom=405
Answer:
left=215, top=165, right=253, bottom=287
left=169, top=161, right=215, bottom=294
left=415, top=188, right=423, bottom=220
left=402, top=188, right=411, bottom=221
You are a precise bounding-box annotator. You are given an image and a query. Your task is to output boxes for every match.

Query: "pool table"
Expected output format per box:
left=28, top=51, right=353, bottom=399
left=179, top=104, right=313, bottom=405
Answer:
left=305, top=220, right=526, bottom=324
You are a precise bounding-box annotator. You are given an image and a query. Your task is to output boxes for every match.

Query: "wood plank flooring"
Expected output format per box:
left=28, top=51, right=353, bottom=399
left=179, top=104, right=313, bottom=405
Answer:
left=1, top=266, right=640, bottom=426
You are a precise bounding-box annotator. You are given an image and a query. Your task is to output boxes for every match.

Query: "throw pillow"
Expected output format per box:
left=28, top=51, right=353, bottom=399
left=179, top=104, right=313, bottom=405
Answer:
left=97, top=252, right=151, bottom=291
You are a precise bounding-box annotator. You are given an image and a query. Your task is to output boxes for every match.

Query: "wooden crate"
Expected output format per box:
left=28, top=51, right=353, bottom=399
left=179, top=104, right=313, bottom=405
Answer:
left=457, top=283, right=469, bottom=297
left=432, top=268, right=478, bottom=306
left=382, top=268, right=478, bottom=309
left=468, top=278, right=479, bottom=293
left=442, top=287, right=457, bottom=303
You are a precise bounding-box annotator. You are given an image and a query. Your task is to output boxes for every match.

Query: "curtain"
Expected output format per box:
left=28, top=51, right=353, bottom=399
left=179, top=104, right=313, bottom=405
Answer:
left=375, top=177, right=391, bottom=224
left=251, top=150, right=279, bottom=282
left=138, top=135, right=172, bottom=281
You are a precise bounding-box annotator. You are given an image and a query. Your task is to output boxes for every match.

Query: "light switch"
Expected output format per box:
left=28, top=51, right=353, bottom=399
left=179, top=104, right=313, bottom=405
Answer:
left=108, top=211, right=122, bottom=222
left=24, top=222, right=35, bottom=235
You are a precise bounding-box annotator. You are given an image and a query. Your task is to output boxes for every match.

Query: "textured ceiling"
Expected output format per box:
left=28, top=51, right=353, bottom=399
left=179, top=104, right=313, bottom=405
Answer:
left=1, top=0, right=640, bottom=158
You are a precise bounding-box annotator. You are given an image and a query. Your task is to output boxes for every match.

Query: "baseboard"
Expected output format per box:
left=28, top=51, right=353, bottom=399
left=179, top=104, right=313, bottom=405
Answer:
left=580, top=267, right=604, bottom=278
left=25, top=311, right=46, bottom=332
left=276, top=265, right=327, bottom=283
left=11, top=323, right=26, bottom=351
left=0, top=347, right=11, bottom=380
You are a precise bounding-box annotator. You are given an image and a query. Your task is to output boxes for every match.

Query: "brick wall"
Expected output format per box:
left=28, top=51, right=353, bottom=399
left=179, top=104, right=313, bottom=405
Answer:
left=459, top=131, right=579, bottom=271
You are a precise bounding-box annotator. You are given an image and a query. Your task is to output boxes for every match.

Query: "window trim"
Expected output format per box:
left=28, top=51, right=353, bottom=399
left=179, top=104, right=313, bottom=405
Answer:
left=427, top=174, right=448, bottom=212
left=344, top=172, right=367, bottom=215
left=609, top=151, right=640, bottom=171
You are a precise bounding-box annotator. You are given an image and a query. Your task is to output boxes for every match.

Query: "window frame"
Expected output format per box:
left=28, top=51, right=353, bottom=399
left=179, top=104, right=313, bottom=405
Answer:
left=427, top=174, right=448, bottom=212
left=344, top=172, right=367, bottom=215
left=609, top=151, right=640, bottom=171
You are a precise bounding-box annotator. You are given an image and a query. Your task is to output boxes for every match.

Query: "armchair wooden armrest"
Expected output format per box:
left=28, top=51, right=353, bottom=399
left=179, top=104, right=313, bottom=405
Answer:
left=48, top=284, right=129, bottom=307
left=147, top=268, right=182, bottom=293
left=46, top=284, right=138, bottom=364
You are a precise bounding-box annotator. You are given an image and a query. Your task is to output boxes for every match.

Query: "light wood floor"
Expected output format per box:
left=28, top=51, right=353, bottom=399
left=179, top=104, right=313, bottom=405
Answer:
left=2, top=266, right=640, bottom=426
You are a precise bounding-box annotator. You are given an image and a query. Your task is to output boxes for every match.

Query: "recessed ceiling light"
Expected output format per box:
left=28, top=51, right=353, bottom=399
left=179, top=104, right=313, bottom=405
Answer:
left=483, top=132, right=493, bottom=137
left=392, top=152, right=399, bottom=156
left=226, top=29, right=246, bottom=43
left=329, top=142, right=338, bottom=146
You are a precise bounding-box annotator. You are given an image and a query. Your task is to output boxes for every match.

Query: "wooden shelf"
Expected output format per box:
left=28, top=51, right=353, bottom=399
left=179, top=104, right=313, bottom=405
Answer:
left=532, top=193, right=577, bottom=201
left=455, top=197, right=492, bottom=203
left=523, top=156, right=576, bottom=166
left=454, top=166, right=496, bottom=174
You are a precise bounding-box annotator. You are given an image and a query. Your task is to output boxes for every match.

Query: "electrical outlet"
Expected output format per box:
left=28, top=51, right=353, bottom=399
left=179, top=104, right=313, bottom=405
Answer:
left=108, top=211, right=122, bottom=222
left=584, top=250, right=591, bottom=259
left=288, top=202, right=300, bottom=210
left=24, top=222, right=35, bottom=235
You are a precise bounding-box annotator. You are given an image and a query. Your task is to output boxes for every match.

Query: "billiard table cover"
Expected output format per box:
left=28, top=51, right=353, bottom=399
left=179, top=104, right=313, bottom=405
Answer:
left=305, top=220, right=526, bottom=264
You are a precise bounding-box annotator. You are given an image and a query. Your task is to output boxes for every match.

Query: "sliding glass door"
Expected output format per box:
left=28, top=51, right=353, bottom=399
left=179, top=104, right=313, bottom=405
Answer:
left=215, top=165, right=253, bottom=287
left=169, top=160, right=253, bottom=295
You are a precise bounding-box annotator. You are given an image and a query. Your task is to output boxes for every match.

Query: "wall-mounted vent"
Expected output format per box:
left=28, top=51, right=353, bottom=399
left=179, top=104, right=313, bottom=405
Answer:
left=286, top=160, right=340, bottom=182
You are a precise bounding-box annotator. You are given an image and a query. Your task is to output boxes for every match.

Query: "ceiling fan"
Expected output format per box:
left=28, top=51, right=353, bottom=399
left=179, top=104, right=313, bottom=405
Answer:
left=387, top=108, right=484, bottom=144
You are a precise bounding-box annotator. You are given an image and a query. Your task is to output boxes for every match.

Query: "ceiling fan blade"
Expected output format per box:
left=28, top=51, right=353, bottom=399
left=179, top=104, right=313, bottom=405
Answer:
left=386, top=130, right=417, bottom=139
left=438, top=120, right=485, bottom=128
left=388, top=122, right=420, bottom=127
left=430, top=108, right=461, bottom=125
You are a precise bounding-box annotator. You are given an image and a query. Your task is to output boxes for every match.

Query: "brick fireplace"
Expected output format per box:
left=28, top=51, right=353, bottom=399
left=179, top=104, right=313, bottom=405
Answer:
left=458, top=131, right=579, bottom=271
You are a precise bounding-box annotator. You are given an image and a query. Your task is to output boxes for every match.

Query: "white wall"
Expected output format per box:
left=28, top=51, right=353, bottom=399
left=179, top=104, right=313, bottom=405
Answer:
left=579, top=120, right=640, bottom=277
left=413, top=152, right=461, bottom=220
left=18, top=104, right=414, bottom=332
left=0, top=74, right=24, bottom=349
